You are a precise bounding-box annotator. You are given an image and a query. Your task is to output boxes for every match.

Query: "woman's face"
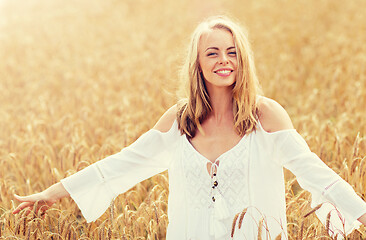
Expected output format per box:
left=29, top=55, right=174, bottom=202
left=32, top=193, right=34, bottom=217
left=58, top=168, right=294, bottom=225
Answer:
left=198, top=28, right=237, bottom=89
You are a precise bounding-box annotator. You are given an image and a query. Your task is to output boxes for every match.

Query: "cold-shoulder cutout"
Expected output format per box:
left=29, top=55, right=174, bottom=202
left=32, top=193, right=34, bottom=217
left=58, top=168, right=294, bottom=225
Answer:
left=153, top=104, right=178, bottom=133
left=257, top=96, right=294, bottom=133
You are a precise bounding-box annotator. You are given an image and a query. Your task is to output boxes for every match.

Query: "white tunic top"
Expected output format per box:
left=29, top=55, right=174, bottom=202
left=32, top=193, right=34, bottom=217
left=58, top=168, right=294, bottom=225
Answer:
left=61, top=117, right=366, bottom=239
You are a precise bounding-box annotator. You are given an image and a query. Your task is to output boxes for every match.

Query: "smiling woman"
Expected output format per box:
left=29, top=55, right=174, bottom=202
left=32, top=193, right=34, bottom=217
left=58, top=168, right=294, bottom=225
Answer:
left=12, top=15, right=366, bottom=239
left=199, top=29, right=237, bottom=88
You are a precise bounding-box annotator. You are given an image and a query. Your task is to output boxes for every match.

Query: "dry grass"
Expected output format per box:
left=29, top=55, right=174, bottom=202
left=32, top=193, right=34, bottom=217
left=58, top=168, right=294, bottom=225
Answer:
left=0, top=0, right=366, bottom=239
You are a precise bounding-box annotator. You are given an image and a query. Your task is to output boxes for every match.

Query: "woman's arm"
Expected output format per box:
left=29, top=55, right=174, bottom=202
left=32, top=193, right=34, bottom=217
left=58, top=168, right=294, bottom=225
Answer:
left=153, top=104, right=178, bottom=132
left=12, top=182, right=69, bottom=214
left=13, top=105, right=178, bottom=220
left=257, top=96, right=294, bottom=133
left=258, top=96, right=366, bottom=227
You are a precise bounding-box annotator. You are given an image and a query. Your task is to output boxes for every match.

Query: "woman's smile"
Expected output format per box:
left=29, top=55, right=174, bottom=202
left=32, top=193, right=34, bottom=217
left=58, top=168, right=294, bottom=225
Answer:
left=214, top=68, right=233, bottom=77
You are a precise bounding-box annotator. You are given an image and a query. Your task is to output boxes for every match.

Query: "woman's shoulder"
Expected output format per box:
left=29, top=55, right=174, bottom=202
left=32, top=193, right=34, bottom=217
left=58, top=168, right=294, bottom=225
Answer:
left=257, top=96, right=294, bottom=133
left=153, top=104, right=178, bottom=133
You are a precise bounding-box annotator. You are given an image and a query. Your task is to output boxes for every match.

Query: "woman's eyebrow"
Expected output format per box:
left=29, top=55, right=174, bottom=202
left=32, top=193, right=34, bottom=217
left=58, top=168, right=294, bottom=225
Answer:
left=205, top=47, right=219, bottom=52
left=205, top=46, right=236, bottom=52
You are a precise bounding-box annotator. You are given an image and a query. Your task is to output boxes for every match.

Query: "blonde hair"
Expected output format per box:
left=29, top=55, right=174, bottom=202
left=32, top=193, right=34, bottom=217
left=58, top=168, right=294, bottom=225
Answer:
left=177, top=15, right=263, bottom=138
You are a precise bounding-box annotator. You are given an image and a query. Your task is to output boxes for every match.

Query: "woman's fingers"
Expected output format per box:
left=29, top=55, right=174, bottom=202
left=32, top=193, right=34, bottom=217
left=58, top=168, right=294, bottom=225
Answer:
left=13, top=192, right=55, bottom=216
left=25, top=206, right=32, bottom=216
left=13, top=201, right=50, bottom=215
left=12, top=193, right=35, bottom=215
left=13, top=193, right=40, bottom=203
left=12, top=201, right=33, bottom=214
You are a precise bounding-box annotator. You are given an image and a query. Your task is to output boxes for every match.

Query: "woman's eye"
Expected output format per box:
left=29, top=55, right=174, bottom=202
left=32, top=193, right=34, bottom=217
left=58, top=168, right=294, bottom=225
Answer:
left=228, top=51, right=236, bottom=56
left=207, top=52, right=217, bottom=56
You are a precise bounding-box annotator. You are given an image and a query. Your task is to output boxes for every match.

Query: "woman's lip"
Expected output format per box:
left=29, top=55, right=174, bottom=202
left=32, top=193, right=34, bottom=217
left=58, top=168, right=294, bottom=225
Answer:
left=214, top=68, right=233, bottom=72
left=215, top=71, right=232, bottom=77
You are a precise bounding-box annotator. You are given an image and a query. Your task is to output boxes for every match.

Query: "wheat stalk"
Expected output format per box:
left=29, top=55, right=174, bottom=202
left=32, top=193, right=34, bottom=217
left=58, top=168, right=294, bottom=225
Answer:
left=231, top=212, right=240, bottom=238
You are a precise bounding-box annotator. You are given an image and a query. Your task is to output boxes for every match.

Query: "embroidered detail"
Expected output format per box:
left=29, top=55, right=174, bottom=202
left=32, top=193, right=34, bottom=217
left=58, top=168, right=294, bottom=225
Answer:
left=93, top=164, right=116, bottom=199
left=95, top=164, right=105, bottom=180
left=218, top=145, right=249, bottom=210
left=322, top=179, right=341, bottom=196
left=181, top=136, right=249, bottom=213
left=182, top=146, right=212, bottom=209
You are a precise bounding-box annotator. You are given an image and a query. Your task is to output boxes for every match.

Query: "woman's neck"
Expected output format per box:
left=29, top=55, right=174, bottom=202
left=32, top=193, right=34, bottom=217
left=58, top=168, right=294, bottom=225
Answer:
left=206, top=85, right=233, bottom=124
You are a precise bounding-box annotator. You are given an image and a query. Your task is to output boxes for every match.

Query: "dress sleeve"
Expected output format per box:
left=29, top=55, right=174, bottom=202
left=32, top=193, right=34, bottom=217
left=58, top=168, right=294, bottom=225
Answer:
left=272, top=130, right=366, bottom=237
left=60, top=120, right=179, bottom=223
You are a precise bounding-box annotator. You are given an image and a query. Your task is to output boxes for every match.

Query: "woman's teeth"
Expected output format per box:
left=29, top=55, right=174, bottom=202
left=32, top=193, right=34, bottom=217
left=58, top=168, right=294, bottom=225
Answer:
left=216, top=70, right=231, bottom=74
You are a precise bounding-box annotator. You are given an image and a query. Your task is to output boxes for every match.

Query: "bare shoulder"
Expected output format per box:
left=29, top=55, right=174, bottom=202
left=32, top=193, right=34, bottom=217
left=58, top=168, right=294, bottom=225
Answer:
left=153, top=104, right=178, bottom=133
left=257, top=96, right=294, bottom=133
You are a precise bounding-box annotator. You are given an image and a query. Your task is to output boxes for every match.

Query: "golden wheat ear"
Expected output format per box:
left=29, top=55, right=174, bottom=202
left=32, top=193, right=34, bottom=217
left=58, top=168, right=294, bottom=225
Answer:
left=274, top=233, right=282, bottom=240
left=231, top=212, right=240, bottom=238
left=303, top=203, right=323, bottom=218
left=297, top=221, right=304, bottom=240
left=257, top=217, right=264, bottom=240
left=238, top=208, right=247, bottom=229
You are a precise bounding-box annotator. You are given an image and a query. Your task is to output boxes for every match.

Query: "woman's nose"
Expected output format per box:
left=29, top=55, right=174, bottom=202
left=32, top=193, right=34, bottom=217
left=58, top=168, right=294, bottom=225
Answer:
left=218, top=54, right=229, bottom=64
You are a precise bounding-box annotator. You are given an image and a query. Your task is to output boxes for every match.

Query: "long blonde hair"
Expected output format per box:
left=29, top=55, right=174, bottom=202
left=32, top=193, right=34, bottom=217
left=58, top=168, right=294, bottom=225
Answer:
left=177, top=16, right=263, bottom=138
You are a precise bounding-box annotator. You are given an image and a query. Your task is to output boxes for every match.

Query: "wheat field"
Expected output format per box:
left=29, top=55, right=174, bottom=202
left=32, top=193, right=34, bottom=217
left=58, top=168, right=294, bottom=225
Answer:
left=0, top=0, right=365, bottom=239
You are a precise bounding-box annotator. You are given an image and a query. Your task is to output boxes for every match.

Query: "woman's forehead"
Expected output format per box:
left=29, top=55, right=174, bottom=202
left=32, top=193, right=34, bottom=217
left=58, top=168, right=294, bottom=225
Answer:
left=198, top=28, right=235, bottom=51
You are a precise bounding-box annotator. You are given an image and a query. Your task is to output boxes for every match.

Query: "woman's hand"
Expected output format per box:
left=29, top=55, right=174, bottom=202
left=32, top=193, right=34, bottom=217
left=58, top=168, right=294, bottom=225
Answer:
left=12, top=192, right=56, bottom=215
left=12, top=182, right=69, bottom=215
left=358, top=213, right=366, bottom=226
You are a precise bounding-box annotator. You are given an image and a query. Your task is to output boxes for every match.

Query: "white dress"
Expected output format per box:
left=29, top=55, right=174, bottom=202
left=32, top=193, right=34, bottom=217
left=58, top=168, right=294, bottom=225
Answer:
left=61, top=117, right=366, bottom=239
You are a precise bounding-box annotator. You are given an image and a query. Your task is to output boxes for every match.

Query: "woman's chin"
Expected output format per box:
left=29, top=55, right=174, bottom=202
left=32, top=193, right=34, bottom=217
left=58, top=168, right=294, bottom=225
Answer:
left=209, top=79, right=236, bottom=88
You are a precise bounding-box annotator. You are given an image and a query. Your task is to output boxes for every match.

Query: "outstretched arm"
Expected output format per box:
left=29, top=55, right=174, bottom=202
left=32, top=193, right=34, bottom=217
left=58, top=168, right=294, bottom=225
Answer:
left=258, top=96, right=366, bottom=228
left=13, top=104, right=178, bottom=221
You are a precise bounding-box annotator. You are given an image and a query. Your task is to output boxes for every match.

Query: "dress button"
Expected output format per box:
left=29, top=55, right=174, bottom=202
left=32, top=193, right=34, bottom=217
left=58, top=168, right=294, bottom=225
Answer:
left=213, top=173, right=216, bottom=177
left=213, top=181, right=218, bottom=187
left=212, top=196, right=215, bottom=202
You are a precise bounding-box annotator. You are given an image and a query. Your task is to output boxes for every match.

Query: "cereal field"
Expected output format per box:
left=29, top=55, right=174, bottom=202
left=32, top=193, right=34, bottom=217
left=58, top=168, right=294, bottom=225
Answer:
left=0, top=0, right=365, bottom=239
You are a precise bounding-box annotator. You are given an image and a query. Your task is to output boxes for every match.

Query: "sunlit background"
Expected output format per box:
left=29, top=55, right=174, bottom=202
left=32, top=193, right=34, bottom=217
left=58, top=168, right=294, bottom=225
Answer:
left=1, top=0, right=365, bottom=238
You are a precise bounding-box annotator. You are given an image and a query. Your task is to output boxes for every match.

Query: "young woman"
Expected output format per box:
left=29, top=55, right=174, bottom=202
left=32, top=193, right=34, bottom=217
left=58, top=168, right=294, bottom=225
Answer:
left=13, top=16, right=366, bottom=239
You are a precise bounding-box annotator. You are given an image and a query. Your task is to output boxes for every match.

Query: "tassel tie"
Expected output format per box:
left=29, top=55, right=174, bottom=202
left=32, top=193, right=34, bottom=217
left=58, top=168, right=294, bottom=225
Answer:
left=208, top=160, right=231, bottom=238
left=209, top=194, right=231, bottom=238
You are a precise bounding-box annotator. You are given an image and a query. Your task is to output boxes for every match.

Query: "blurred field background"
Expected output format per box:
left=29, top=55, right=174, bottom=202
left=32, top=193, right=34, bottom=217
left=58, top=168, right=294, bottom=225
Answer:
left=0, top=0, right=366, bottom=239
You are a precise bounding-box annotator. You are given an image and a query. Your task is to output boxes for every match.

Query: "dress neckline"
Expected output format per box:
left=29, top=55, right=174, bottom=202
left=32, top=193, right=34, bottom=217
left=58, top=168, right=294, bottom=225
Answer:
left=182, top=133, right=248, bottom=164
